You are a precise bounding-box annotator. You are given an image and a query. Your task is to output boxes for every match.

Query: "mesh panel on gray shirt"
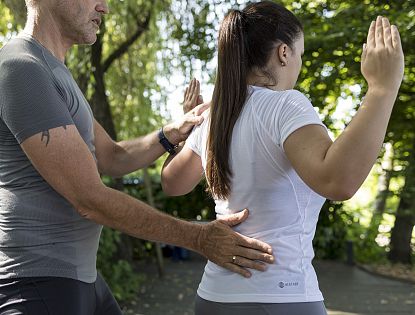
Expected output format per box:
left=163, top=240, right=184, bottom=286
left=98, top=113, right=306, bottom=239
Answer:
left=0, top=34, right=102, bottom=283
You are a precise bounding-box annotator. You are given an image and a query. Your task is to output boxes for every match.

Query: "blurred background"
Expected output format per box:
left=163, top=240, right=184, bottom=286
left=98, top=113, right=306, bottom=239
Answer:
left=0, top=0, right=414, bottom=314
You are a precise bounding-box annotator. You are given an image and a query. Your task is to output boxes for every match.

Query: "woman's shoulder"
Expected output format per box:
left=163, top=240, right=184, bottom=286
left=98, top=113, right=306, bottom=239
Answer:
left=250, top=86, right=309, bottom=103
left=284, top=89, right=312, bottom=104
left=249, top=87, right=312, bottom=114
left=189, top=107, right=210, bottom=137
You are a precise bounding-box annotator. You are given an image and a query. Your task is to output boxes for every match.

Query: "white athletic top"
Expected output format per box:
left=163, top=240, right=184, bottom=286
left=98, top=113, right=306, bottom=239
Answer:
left=185, top=86, right=328, bottom=303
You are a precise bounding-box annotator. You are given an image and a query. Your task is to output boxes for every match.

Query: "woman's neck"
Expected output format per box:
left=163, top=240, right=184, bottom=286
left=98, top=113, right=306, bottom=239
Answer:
left=246, top=71, right=283, bottom=91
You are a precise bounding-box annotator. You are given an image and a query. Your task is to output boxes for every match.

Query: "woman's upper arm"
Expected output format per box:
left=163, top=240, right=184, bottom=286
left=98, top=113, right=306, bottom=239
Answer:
left=283, top=124, right=336, bottom=199
left=161, top=147, right=204, bottom=196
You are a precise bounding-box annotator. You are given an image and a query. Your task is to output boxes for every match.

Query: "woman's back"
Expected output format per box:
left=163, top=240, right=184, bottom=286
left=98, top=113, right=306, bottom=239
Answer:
left=186, top=86, right=327, bottom=303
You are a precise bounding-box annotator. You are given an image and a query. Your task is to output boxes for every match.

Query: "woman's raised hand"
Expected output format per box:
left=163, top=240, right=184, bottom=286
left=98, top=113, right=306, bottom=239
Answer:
left=163, top=79, right=209, bottom=145
left=361, top=16, right=404, bottom=92
left=183, top=78, right=204, bottom=114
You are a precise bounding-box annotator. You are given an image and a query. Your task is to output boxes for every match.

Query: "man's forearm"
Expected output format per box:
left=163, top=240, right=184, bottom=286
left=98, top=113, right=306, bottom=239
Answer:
left=78, top=185, right=202, bottom=252
left=109, top=130, right=166, bottom=177
left=108, top=125, right=183, bottom=177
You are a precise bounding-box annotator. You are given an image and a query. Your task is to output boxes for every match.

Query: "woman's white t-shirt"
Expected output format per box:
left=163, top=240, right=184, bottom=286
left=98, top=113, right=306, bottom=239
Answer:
left=185, top=86, right=328, bottom=303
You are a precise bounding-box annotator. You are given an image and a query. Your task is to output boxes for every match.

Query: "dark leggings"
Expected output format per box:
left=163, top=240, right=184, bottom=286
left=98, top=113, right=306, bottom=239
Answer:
left=0, top=274, right=122, bottom=315
left=195, top=295, right=328, bottom=315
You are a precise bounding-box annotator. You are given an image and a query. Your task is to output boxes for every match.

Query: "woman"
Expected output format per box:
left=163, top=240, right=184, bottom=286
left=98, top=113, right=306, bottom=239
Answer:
left=161, top=1, right=404, bottom=314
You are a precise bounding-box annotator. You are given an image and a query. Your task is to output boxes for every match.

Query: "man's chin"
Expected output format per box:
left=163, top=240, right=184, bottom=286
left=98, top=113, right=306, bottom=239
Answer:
left=78, top=33, right=98, bottom=46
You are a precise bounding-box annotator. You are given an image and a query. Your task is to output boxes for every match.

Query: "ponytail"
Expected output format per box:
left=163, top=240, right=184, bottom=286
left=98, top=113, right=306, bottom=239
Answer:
left=206, top=10, right=248, bottom=199
left=206, top=2, right=303, bottom=200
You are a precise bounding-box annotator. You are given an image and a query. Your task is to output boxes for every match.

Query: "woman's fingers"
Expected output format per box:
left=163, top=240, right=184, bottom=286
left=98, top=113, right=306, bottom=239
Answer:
left=375, top=16, right=384, bottom=48
left=184, top=87, right=188, bottom=101
left=361, top=17, right=404, bottom=92
left=361, top=43, right=367, bottom=64
left=185, top=79, right=194, bottom=100
left=391, top=24, right=402, bottom=50
left=367, top=20, right=376, bottom=48
left=191, top=80, right=200, bottom=105
left=382, top=17, right=393, bottom=48
left=188, top=79, right=194, bottom=98
left=183, top=78, right=200, bottom=113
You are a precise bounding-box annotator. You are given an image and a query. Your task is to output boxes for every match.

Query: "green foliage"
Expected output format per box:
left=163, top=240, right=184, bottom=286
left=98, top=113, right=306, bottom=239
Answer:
left=97, top=227, right=143, bottom=302
left=124, top=172, right=216, bottom=220
left=314, top=201, right=348, bottom=260
left=0, top=3, right=19, bottom=43
left=353, top=224, right=389, bottom=264
left=313, top=200, right=390, bottom=263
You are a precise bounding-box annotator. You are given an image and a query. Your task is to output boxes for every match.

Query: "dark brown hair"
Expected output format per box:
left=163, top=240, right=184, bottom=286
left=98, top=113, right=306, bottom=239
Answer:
left=206, top=1, right=303, bottom=199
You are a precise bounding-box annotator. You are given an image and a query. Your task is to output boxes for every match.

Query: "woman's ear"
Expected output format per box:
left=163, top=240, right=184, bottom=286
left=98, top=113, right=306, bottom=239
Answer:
left=277, top=43, right=289, bottom=66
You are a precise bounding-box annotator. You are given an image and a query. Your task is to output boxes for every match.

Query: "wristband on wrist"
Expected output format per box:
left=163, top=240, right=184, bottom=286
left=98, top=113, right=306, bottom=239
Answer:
left=158, top=127, right=178, bottom=155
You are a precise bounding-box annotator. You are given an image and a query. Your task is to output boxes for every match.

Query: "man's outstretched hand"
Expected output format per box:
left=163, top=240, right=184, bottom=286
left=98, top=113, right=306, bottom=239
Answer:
left=196, top=209, right=274, bottom=278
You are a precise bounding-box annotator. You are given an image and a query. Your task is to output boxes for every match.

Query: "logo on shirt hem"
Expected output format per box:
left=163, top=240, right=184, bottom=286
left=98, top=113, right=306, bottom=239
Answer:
left=278, top=281, right=299, bottom=288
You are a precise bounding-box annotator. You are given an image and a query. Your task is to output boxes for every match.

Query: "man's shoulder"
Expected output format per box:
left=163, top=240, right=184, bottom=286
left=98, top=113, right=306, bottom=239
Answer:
left=1, top=35, right=52, bottom=66
left=0, top=38, right=51, bottom=81
left=1, top=35, right=41, bottom=58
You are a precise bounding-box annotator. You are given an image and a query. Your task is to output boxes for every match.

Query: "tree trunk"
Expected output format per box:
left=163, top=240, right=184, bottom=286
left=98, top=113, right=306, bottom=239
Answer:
left=143, top=168, right=164, bottom=277
left=389, top=140, right=415, bottom=264
left=367, top=144, right=394, bottom=243
left=90, top=32, right=117, bottom=140
left=388, top=196, right=415, bottom=264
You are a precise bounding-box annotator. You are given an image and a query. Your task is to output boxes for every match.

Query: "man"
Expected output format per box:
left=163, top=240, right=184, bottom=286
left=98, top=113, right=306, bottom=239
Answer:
left=0, top=0, right=274, bottom=314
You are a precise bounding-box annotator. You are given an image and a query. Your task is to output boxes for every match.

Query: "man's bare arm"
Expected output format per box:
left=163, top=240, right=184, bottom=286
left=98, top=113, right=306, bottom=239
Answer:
left=21, top=125, right=274, bottom=277
left=94, top=104, right=209, bottom=177
left=95, top=79, right=207, bottom=177
left=93, top=120, right=165, bottom=177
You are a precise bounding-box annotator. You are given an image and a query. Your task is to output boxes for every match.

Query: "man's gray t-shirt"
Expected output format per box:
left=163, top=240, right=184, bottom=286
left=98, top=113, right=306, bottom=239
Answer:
left=0, top=34, right=102, bottom=283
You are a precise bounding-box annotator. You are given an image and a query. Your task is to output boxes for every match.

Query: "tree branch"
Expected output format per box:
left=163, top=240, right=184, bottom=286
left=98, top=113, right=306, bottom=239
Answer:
left=102, top=13, right=152, bottom=73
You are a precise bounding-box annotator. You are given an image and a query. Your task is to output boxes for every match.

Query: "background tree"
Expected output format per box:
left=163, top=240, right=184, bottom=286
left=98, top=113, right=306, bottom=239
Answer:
left=1, top=0, right=414, bottom=302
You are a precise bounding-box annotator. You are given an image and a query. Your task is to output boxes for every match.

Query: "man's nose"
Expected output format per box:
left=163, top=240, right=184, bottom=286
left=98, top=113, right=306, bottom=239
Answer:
left=96, top=1, right=109, bottom=14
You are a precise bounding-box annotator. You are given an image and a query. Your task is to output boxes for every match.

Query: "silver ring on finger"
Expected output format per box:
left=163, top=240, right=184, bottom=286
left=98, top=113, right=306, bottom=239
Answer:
left=232, top=255, right=237, bottom=264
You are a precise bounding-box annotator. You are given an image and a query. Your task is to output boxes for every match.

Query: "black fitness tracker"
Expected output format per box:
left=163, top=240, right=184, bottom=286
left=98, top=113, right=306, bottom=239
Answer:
left=158, top=127, right=178, bottom=155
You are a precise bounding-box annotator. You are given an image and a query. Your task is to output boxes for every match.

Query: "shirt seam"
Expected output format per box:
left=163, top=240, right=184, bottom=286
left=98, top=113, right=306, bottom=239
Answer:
left=301, top=191, right=313, bottom=299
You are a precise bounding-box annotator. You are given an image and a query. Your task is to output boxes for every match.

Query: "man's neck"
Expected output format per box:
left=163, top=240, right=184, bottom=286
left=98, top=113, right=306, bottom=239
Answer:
left=23, top=9, right=71, bottom=62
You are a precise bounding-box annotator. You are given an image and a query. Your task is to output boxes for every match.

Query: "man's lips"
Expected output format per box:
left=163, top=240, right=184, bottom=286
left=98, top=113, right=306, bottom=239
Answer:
left=92, top=18, right=101, bottom=27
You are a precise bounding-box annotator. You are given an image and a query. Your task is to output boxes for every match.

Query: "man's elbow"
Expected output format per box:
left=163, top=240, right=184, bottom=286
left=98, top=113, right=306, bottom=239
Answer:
left=71, top=184, right=107, bottom=220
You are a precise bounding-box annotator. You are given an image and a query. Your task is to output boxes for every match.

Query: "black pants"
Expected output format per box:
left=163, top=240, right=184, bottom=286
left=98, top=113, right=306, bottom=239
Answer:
left=0, top=274, right=122, bottom=315
left=195, top=295, right=328, bottom=315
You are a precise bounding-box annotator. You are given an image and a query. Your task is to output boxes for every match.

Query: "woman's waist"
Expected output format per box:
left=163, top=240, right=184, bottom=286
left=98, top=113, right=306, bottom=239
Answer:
left=216, top=208, right=320, bottom=237
left=228, top=224, right=317, bottom=246
left=199, top=259, right=320, bottom=299
left=203, top=233, right=317, bottom=282
left=205, top=252, right=316, bottom=276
